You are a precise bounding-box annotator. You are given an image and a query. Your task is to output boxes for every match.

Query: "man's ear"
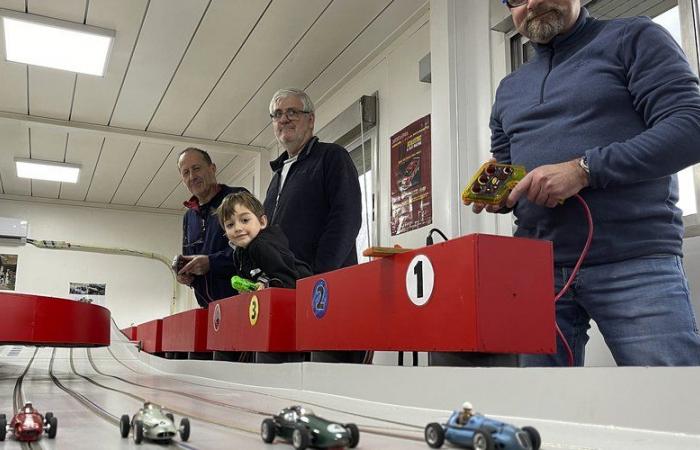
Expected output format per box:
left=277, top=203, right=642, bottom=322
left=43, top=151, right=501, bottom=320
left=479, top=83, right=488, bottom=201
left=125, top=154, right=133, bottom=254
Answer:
left=260, top=214, right=268, bottom=229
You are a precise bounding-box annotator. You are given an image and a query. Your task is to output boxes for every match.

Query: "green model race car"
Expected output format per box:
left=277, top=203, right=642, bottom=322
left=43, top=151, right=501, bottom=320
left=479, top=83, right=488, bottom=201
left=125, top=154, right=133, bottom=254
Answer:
left=120, top=402, right=190, bottom=444
left=261, top=405, right=360, bottom=449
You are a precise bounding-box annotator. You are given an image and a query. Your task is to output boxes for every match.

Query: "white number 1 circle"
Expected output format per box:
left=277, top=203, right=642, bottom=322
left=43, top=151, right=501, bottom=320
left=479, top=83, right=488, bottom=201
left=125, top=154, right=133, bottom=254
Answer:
left=405, top=254, right=434, bottom=306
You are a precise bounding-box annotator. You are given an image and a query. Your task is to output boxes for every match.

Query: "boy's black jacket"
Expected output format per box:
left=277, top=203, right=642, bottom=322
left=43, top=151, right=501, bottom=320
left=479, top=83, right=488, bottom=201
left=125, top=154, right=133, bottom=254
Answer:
left=233, top=225, right=312, bottom=288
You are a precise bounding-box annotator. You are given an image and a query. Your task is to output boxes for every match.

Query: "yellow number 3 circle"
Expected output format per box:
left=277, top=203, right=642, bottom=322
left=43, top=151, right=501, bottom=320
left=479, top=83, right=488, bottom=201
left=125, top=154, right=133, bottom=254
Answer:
left=249, top=295, right=259, bottom=326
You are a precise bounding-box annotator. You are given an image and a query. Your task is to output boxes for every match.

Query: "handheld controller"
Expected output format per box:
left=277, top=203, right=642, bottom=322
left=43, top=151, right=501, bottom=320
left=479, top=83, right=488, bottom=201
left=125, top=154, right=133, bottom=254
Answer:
left=462, top=162, right=526, bottom=206
left=231, top=275, right=260, bottom=293
left=172, top=255, right=187, bottom=273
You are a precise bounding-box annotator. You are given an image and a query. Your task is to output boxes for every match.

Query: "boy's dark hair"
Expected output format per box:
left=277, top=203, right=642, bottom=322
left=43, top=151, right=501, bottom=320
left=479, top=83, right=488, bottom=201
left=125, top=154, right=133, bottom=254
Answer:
left=178, top=147, right=212, bottom=168
left=215, top=191, right=265, bottom=228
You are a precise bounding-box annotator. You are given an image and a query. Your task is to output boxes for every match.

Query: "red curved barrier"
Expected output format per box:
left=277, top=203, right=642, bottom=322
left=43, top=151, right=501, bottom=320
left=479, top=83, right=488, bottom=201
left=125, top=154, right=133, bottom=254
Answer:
left=0, top=292, right=110, bottom=347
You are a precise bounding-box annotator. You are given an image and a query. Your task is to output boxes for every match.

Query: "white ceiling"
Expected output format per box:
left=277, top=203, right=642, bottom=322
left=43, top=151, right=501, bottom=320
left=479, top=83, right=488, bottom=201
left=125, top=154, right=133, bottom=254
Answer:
left=0, top=0, right=428, bottom=212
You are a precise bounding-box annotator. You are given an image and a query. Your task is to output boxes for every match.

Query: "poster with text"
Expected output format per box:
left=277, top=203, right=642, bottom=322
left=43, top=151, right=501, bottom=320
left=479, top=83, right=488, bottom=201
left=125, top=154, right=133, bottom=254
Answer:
left=0, top=254, right=17, bottom=291
left=390, top=114, right=432, bottom=235
left=69, top=282, right=106, bottom=306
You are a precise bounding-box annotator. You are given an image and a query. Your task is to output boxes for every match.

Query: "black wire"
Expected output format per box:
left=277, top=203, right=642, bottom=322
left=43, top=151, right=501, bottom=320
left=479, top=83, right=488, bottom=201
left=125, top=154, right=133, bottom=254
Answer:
left=426, top=228, right=449, bottom=245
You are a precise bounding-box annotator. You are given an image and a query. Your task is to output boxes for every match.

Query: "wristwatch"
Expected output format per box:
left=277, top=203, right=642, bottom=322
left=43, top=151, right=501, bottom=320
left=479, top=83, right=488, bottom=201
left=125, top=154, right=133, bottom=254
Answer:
left=578, top=155, right=590, bottom=177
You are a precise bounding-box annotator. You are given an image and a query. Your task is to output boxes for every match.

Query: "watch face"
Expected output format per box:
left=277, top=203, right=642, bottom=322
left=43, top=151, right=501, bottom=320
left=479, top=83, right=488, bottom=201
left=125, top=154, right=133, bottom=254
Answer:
left=580, top=156, right=590, bottom=173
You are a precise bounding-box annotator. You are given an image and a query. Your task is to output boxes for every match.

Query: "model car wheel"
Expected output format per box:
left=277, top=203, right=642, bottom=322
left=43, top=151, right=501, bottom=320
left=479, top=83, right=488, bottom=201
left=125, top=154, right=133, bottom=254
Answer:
left=472, top=429, right=494, bottom=450
left=166, top=412, right=175, bottom=423
left=345, top=423, right=360, bottom=448
left=120, top=415, right=130, bottom=438
left=179, top=417, right=190, bottom=442
left=424, top=423, right=445, bottom=448
left=291, top=426, right=311, bottom=450
left=44, top=412, right=54, bottom=424
left=260, top=418, right=276, bottom=443
left=47, top=416, right=58, bottom=439
left=522, top=426, right=541, bottom=450
left=133, top=420, right=144, bottom=444
left=0, top=415, right=6, bottom=441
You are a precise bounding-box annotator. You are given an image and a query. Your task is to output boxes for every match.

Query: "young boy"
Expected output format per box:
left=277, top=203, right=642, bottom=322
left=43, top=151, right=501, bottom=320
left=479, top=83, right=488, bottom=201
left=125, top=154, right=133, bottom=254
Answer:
left=215, top=191, right=311, bottom=289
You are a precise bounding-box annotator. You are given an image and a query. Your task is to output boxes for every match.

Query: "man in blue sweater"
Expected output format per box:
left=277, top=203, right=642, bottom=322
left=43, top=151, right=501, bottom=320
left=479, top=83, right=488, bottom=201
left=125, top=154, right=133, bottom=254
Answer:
left=473, top=0, right=700, bottom=365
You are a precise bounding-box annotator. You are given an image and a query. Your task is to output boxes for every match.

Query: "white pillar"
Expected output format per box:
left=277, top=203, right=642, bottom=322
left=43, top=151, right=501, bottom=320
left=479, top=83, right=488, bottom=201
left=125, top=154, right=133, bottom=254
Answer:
left=430, top=0, right=501, bottom=238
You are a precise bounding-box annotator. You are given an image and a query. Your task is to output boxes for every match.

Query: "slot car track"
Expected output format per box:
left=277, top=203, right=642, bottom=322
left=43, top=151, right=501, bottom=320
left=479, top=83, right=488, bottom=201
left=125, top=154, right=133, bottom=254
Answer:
left=3, top=323, right=700, bottom=450
left=0, top=331, right=431, bottom=449
left=78, top=346, right=427, bottom=444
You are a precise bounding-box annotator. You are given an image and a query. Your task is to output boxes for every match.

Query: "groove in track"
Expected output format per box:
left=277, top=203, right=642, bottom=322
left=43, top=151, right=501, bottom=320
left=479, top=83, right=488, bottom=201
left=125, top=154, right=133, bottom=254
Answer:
left=65, top=348, right=258, bottom=436
left=10, top=348, right=43, bottom=450
left=48, top=348, right=198, bottom=450
left=99, top=345, right=425, bottom=443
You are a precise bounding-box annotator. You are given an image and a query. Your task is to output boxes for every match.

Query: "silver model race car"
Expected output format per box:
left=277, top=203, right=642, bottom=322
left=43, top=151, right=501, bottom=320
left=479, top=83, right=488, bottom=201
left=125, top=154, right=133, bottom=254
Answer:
left=120, top=402, right=190, bottom=444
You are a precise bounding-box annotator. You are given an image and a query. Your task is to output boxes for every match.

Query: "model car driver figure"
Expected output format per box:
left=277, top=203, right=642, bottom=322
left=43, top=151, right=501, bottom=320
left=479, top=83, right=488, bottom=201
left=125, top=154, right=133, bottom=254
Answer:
left=456, top=401, right=474, bottom=426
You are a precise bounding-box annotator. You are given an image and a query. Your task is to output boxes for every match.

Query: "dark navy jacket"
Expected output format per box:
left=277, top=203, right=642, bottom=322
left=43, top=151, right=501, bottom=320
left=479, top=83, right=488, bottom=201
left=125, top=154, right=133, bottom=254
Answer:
left=264, top=137, right=362, bottom=274
left=182, top=184, right=248, bottom=307
left=491, top=8, right=700, bottom=265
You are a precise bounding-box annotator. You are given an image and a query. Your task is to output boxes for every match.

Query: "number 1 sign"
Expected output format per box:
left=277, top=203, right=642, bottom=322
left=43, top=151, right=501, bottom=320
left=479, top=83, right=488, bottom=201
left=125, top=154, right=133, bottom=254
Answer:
left=405, top=254, right=435, bottom=306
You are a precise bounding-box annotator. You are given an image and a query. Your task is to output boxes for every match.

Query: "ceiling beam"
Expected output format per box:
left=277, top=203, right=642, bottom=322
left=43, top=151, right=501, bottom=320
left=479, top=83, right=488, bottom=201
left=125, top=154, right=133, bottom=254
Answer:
left=0, top=111, right=266, bottom=157
left=0, top=193, right=183, bottom=216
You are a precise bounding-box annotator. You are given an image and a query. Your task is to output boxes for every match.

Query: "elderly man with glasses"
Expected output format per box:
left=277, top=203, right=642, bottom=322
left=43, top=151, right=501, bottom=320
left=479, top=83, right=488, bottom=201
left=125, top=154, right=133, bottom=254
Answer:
left=264, top=88, right=363, bottom=363
left=264, top=88, right=361, bottom=276
left=468, top=0, right=700, bottom=366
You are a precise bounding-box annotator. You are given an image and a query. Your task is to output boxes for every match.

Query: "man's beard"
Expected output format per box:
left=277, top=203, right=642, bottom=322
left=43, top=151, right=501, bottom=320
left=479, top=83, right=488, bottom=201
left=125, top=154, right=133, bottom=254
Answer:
left=525, top=7, right=566, bottom=43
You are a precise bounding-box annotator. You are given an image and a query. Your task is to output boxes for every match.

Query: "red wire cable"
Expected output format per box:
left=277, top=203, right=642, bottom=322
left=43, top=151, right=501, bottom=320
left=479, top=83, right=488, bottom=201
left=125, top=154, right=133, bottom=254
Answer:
left=553, top=194, right=594, bottom=366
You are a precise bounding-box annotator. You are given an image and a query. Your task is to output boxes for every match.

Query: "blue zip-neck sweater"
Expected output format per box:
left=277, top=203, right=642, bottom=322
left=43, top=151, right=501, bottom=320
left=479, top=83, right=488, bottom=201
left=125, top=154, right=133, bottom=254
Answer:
left=491, top=8, right=700, bottom=266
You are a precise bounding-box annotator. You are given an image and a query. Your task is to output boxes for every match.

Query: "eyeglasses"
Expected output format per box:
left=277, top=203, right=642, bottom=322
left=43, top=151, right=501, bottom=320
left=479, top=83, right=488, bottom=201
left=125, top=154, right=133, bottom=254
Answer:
left=270, top=108, right=311, bottom=121
left=502, top=0, right=527, bottom=7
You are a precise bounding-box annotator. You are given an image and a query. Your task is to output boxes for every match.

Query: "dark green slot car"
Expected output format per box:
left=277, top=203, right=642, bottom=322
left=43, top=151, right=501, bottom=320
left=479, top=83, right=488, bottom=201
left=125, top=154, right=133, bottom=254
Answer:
left=260, top=406, right=359, bottom=450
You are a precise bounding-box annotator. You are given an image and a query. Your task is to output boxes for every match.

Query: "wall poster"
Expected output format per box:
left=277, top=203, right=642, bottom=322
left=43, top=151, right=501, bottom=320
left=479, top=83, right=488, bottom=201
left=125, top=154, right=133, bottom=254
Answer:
left=0, top=254, right=17, bottom=291
left=390, top=114, right=432, bottom=236
left=69, top=282, right=107, bottom=306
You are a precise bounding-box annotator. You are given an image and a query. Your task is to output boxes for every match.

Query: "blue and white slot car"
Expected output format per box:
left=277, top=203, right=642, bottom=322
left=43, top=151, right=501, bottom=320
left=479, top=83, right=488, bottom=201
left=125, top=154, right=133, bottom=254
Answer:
left=424, top=410, right=541, bottom=450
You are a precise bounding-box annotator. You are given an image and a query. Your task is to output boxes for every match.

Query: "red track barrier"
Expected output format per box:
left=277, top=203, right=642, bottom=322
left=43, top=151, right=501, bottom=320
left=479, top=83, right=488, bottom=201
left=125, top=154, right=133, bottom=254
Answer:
left=295, top=233, right=555, bottom=353
left=162, top=309, right=209, bottom=352
left=0, top=292, right=110, bottom=347
left=136, top=319, right=163, bottom=353
left=207, top=288, right=296, bottom=352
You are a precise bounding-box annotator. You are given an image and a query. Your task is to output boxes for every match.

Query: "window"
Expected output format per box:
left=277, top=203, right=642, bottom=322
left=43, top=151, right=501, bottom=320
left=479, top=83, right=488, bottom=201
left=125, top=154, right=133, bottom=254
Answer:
left=653, top=6, right=697, bottom=216
left=348, top=137, right=375, bottom=263
left=315, top=95, right=379, bottom=261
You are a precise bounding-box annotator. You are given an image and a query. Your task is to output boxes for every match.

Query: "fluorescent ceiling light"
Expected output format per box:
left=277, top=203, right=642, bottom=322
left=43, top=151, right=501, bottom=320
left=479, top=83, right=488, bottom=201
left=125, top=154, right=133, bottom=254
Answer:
left=1, top=9, right=114, bottom=76
left=15, top=158, right=80, bottom=183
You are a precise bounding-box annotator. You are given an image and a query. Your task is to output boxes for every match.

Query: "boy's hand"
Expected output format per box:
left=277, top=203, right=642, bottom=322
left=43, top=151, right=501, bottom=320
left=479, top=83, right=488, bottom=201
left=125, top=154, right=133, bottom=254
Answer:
left=179, top=255, right=210, bottom=276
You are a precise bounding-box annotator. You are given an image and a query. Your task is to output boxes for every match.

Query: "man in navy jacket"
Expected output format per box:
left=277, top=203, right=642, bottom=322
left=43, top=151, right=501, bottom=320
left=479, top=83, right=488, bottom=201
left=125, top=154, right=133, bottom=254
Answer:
left=264, top=88, right=363, bottom=364
left=177, top=147, right=248, bottom=308
left=264, top=88, right=362, bottom=275
left=470, top=0, right=700, bottom=366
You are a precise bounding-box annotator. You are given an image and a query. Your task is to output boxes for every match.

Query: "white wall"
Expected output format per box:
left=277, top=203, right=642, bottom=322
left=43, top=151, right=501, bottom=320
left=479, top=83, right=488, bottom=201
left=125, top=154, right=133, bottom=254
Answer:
left=0, top=198, right=187, bottom=328
left=312, top=14, right=432, bottom=250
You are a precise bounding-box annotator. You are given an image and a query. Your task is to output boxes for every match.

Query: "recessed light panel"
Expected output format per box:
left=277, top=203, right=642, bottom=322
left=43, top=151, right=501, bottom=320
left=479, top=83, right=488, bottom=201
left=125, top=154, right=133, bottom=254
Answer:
left=2, top=12, right=114, bottom=76
left=15, top=158, right=80, bottom=183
